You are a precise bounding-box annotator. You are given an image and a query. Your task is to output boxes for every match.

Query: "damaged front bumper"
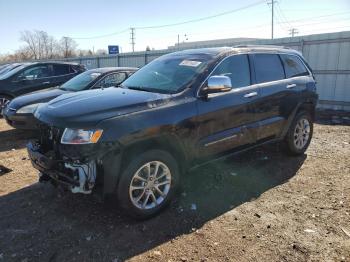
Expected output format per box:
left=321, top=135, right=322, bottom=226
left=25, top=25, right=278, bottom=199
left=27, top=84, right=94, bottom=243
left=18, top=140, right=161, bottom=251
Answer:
left=27, top=123, right=123, bottom=197
left=27, top=141, right=97, bottom=194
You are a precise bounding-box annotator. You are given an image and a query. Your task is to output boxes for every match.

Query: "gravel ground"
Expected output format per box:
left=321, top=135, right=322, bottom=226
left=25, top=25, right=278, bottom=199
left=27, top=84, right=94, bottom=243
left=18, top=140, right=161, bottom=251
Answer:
left=0, top=118, right=349, bottom=262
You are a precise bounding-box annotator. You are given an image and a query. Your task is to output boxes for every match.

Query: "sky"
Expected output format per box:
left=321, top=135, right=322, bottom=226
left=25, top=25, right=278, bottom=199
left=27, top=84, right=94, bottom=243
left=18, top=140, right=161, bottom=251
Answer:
left=0, top=0, right=349, bottom=54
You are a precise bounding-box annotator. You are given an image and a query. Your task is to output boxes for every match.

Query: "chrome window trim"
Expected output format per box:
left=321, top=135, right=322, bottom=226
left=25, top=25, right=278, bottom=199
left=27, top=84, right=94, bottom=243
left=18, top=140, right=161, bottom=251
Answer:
left=196, top=51, right=312, bottom=98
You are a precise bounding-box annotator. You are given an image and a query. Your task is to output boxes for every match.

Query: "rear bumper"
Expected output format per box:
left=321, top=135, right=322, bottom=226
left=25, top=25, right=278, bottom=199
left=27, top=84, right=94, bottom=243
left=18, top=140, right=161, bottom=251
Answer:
left=4, top=110, right=39, bottom=130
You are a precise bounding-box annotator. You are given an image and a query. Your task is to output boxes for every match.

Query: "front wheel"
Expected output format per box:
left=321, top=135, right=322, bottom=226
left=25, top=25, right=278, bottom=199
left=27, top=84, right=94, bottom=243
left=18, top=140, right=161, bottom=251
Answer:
left=0, top=95, right=12, bottom=117
left=117, top=149, right=180, bottom=219
left=284, top=111, right=313, bottom=155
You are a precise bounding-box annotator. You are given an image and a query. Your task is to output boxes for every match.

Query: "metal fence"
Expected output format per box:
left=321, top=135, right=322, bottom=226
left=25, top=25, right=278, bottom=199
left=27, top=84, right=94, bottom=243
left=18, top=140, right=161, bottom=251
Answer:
left=48, top=31, right=350, bottom=111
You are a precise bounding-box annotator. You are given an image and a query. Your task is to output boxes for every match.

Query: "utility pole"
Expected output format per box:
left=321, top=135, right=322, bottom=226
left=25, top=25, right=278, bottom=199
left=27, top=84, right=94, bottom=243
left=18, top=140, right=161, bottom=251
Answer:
left=177, top=34, right=180, bottom=50
left=177, top=34, right=188, bottom=50
left=130, top=27, right=135, bottom=52
left=289, top=28, right=299, bottom=37
left=271, top=0, right=275, bottom=39
left=267, top=0, right=276, bottom=39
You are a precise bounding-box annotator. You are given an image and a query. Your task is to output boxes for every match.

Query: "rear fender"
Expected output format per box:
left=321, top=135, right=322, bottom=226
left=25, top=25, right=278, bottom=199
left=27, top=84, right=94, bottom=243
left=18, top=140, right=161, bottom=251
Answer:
left=280, top=101, right=316, bottom=138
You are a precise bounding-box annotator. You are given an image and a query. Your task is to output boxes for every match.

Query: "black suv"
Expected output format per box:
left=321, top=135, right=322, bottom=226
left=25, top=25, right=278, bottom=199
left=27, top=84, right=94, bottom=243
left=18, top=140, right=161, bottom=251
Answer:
left=0, top=62, right=85, bottom=113
left=27, top=46, right=318, bottom=218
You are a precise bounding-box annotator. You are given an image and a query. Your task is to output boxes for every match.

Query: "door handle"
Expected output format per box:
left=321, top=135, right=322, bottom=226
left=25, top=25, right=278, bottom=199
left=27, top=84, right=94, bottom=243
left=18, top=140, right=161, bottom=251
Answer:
left=286, top=83, right=296, bottom=89
left=244, top=92, right=258, bottom=98
left=42, top=81, right=50, bottom=84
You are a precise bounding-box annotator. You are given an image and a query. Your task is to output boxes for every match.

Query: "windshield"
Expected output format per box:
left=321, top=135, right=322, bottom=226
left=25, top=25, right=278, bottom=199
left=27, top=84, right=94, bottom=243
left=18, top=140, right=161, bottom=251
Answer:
left=60, top=71, right=102, bottom=91
left=0, top=64, right=26, bottom=80
left=121, top=54, right=210, bottom=94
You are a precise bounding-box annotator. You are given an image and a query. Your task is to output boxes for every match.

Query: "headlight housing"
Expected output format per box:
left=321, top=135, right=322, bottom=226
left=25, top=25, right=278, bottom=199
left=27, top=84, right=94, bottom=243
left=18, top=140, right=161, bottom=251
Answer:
left=17, top=103, right=43, bottom=114
left=61, top=128, right=103, bottom=144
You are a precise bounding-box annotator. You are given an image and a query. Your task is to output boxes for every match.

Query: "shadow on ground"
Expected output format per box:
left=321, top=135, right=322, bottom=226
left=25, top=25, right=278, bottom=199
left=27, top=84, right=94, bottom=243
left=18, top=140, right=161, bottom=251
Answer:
left=0, top=128, right=36, bottom=152
left=0, top=144, right=306, bottom=261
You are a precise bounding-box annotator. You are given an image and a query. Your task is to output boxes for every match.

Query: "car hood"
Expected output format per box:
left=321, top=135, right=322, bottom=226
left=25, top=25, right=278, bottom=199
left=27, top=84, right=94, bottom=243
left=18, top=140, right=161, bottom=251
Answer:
left=8, top=88, right=69, bottom=110
left=35, top=87, right=171, bottom=128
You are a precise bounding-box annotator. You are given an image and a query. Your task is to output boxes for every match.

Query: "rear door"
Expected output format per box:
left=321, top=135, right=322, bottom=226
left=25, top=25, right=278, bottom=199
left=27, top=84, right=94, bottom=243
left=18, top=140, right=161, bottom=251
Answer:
left=51, top=64, right=77, bottom=86
left=196, top=54, right=260, bottom=158
left=251, top=53, right=290, bottom=141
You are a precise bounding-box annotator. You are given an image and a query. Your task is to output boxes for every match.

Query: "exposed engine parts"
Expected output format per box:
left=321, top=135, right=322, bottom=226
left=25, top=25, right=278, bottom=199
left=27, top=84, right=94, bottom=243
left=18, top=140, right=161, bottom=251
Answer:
left=65, top=161, right=97, bottom=194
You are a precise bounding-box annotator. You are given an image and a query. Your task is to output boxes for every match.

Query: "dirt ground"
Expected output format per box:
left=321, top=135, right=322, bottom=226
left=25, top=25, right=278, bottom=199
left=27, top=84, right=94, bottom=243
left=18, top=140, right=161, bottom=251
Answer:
left=0, top=118, right=349, bottom=262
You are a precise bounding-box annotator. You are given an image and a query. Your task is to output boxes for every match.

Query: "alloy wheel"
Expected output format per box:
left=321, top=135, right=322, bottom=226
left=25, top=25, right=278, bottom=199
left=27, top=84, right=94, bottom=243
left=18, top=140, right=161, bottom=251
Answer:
left=293, top=118, right=311, bottom=150
left=129, top=161, right=172, bottom=210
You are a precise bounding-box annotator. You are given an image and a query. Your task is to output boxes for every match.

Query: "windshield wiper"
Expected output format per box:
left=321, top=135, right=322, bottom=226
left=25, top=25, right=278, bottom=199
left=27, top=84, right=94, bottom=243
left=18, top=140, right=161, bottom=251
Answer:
left=126, top=86, right=158, bottom=93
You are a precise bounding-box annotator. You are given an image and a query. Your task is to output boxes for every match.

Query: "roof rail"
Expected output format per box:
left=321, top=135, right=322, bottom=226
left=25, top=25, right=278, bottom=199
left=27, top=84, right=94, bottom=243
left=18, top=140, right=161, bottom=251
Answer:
left=233, top=44, right=291, bottom=49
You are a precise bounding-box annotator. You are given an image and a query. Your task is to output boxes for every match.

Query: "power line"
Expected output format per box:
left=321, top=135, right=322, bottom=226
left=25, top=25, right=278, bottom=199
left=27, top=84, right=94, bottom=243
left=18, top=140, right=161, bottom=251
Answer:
left=69, top=29, right=129, bottom=40
left=64, top=1, right=265, bottom=40
left=134, top=0, right=266, bottom=29
left=276, top=2, right=293, bottom=28
left=278, top=11, right=350, bottom=25
left=66, top=7, right=349, bottom=41
left=292, top=17, right=350, bottom=28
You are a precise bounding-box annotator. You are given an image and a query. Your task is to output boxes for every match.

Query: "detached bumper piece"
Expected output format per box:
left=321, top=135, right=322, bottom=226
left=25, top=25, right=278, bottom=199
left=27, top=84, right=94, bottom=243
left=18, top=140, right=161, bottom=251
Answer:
left=27, top=141, right=96, bottom=194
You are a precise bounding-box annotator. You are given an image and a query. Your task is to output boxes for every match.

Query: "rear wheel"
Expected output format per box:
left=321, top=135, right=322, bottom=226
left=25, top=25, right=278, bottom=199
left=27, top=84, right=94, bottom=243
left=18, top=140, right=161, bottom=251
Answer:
left=117, top=149, right=180, bottom=219
left=284, top=111, right=313, bottom=155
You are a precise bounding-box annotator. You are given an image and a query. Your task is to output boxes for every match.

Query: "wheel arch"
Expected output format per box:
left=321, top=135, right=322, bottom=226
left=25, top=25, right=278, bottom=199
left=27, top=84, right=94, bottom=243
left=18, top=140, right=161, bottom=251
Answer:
left=280, top=100, right=316, bottom=138
left=101, top=134, right=188, bottom=196
left=0, top=92, right=14, bottom=99
left=120, top=135, right=188, bottom=173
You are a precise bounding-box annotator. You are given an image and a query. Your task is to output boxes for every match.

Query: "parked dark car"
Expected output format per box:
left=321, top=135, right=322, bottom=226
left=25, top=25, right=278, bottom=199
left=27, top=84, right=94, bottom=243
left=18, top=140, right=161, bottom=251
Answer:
left=0, top=63, right=24, bottom=76
left=0, top=62, right=86, bottom=114
left=27, top=46, right=318, bottom=218
left=3, top=67, right=138, bottom=129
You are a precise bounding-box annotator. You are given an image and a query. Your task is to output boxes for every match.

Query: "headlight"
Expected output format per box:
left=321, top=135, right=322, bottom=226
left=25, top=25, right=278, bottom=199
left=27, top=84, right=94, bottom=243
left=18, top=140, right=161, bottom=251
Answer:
left=17, top=103, right=43, bottom=114
left=61, top=128, right=103, bottom=144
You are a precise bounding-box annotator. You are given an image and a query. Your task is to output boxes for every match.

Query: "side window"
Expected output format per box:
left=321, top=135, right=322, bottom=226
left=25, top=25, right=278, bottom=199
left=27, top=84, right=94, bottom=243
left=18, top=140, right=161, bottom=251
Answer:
left=280, top=54, right=309, bottom=78
left=212, top=54, right=250, bottom=88
left=53, top=64, right=71, bottom=76
left=95, top=73, right=127, bottom=88
left=253, top=54, right=285, bottom=83
left=18, top=65, right=51, bottom=80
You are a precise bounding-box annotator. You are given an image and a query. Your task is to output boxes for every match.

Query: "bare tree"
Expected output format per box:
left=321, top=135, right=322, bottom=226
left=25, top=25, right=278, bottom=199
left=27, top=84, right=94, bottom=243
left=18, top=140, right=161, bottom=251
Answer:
left=96, top=49, right=107, bottom=55
left=19, top=30, right=59, bottom=60
left=20, top=30, right=39, bottom=59
left=59, top=37, right=77, bottom=58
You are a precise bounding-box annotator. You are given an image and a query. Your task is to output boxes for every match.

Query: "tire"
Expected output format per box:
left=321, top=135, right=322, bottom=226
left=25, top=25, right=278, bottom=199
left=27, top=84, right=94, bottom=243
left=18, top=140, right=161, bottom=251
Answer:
left=0, top=95, right=12, bottom=118
left=284, top=111, right=313, bottom=155
left=117, top=149, right=180, bottom=219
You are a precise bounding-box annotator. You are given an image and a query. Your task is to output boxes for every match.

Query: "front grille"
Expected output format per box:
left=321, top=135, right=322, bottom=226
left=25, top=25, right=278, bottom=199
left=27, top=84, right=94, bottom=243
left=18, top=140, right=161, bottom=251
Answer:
left=38, top=123, right=63, bottom=153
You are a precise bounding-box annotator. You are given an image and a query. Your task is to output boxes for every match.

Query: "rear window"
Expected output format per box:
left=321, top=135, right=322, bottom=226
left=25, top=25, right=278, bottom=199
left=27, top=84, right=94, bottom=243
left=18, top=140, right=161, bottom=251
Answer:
left=253, top=54, right=285, bottom=83
left=53, top=64, right=71, bottom=76
left=280, top=54, right=309, bottom=78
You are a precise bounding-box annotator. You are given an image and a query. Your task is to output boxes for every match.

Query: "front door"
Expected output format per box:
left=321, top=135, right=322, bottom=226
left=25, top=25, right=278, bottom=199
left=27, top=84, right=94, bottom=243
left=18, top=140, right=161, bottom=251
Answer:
left=12, top=65, right=53, bottom=95
left=195, top=54, right=260, bottom=159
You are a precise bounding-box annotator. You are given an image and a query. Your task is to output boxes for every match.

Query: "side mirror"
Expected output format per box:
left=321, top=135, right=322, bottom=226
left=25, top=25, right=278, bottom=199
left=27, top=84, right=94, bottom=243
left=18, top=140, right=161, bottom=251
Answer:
left=201, top=76, right=232, bottom=96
